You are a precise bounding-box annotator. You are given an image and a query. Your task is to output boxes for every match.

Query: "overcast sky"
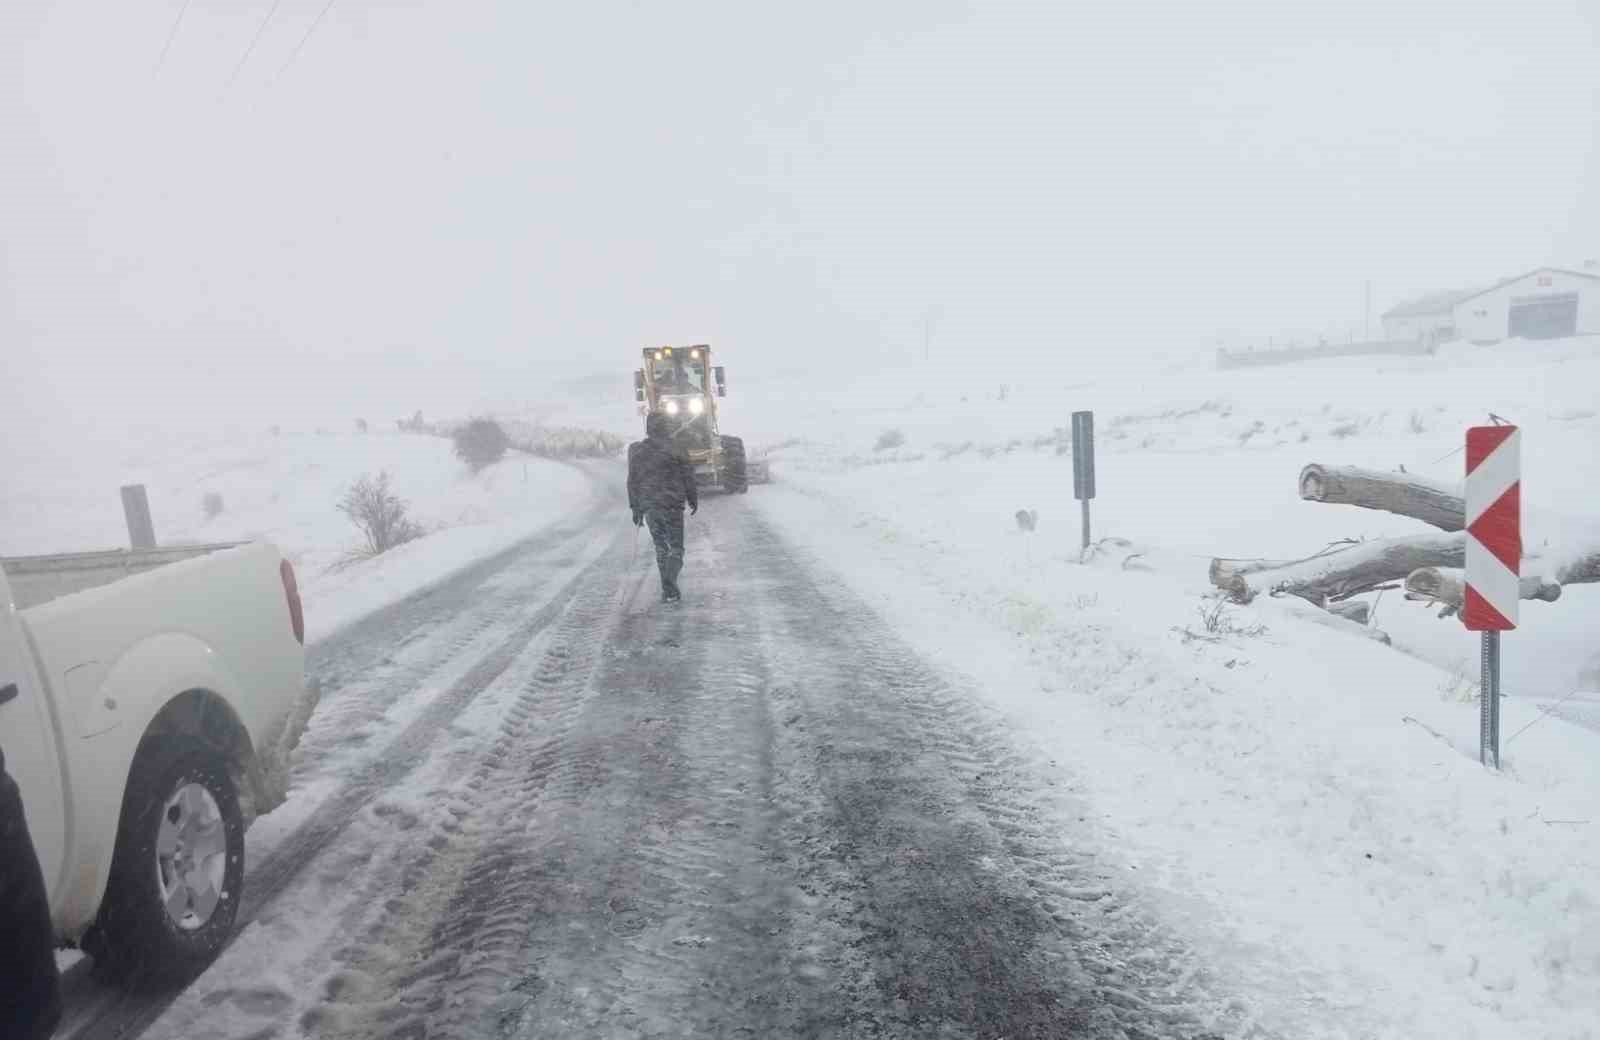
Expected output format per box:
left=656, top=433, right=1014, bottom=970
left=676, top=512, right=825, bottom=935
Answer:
left=3, top=0, right=1597, bottom=447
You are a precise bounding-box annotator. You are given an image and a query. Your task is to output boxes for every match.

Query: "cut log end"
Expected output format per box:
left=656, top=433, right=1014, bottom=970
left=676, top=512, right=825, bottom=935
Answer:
left=1403, top=567, right=1563, bottom=609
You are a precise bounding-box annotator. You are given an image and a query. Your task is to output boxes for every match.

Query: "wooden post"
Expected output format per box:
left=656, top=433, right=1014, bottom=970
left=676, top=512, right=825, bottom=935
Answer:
left=121, top=484, right=156, bottom=549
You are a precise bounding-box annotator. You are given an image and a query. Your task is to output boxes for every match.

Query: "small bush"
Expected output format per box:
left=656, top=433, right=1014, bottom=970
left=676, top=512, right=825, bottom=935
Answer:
left=355, top=418, right=369, bottom=434
left=453, top=418, right=510, bottom=472
left=201, top=491, right=225, bottom=520
left=338, top=472, right=424, bottom=557
left=1407, top=410, right=1427, bottom=435
left=875, top=428, right=906, bottom=452
left=1184, top=595, right=1268, bottom=641
left=1329, top=420, right=1361, bottom=440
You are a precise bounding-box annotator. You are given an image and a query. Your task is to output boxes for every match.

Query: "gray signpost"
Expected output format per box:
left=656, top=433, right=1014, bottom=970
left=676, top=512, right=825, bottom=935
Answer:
left=120, top=484, right=156, bottom=550
left=1072, top=410, right=1095, bottom=553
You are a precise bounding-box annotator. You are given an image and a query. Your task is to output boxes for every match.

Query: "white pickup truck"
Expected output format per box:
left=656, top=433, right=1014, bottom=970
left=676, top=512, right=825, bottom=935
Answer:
left=1, top=541, right=314, bottom=982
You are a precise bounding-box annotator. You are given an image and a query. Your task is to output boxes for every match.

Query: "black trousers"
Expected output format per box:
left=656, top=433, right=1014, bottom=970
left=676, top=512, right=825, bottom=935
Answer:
left=1, top=752, right=62, bottom=1040
left=645, top=508, right=686, bottom=595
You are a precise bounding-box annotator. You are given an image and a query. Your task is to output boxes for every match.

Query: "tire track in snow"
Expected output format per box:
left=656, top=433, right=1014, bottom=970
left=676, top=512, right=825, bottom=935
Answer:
left=59, top=511, right=625, bottom=1040
left=309, top=509, right=834, bottom=1038
left=744, top=506, right=1243, bottom=1039
left=303, top=541, right=640, bottom=1039
left=301, top=498, right=1244, bottom=1038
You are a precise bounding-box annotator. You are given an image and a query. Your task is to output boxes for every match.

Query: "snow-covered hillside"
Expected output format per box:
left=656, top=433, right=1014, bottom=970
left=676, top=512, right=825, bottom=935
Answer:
left=1, top=428, right=602, bottom=642
left=743, top=336, right=1600, bottom=1038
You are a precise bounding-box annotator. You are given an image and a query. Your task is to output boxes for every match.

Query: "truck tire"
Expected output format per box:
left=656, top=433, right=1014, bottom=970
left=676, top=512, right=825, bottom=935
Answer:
left=720, top=435, right=750, bottom=494
left=86, top=738, right=244, bottom=986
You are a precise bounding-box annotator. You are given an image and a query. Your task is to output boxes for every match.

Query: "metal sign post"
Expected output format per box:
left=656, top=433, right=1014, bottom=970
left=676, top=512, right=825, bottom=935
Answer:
left=1071, top=410, right=1095, bottom=553
left=120, top=484, right=156, bottom=550
left=1463, top=424, right=1520, bottom=769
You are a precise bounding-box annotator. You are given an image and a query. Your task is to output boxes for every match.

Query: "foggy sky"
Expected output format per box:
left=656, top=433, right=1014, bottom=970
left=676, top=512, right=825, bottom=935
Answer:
left=3, top=0, right=1597, bottom=449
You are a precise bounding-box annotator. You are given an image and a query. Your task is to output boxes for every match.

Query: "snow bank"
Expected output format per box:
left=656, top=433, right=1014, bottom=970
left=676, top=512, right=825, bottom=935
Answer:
left=751, top=337, right=1600, bottom=1039
left=0, top=427, right=600, bottom=642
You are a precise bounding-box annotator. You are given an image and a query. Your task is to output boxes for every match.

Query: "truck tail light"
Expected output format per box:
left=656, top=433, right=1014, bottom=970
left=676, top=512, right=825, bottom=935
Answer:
left=280, top=559, right=305, bottom=645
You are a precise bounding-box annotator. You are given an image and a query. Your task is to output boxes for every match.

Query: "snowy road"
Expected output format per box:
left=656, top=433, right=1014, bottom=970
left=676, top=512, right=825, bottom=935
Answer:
left=60, top=489, right=1230, bottom=1040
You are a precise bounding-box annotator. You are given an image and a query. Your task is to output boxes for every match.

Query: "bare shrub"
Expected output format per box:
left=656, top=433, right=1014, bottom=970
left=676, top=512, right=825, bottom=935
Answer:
left=355, top=418, right=369, bottom=434
left=1183, top=594, right=1268, bottom=641
left=338, top=472, right=424, bottom=557
left=875, top=428, right=906, bottom=452
left=1407, top=410, right=1427, bottom=435
left=1329, top=420, right=1361, bottom=440
left=453, top=418, right=510, bottom=472
left=201, top=491, right=225, bottom=520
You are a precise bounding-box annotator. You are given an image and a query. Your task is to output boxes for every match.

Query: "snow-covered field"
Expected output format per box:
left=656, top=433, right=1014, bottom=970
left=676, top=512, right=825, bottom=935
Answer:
left=739, top=337, right=1600, bottom=1038
left=0, top=427, right=601, bottom=642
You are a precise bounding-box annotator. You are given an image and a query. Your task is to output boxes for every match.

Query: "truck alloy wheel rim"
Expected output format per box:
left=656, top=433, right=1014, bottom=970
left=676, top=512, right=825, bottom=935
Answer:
left=155, top=782, right=228, bottom=931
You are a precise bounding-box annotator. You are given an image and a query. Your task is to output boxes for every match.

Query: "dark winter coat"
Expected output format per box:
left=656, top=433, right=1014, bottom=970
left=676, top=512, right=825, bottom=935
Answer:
left=627, top=434, right=698, bottom=515
left=1, top=746, right=63, bottom=1040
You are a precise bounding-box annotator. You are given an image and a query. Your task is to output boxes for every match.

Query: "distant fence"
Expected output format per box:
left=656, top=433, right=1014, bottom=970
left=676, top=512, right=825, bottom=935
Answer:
left=1216, top=339, right=1436, bottom=370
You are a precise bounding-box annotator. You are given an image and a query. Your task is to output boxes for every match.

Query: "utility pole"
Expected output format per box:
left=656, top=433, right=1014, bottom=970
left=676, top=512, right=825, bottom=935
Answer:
left=1365, top=279, right=1372, bottom=341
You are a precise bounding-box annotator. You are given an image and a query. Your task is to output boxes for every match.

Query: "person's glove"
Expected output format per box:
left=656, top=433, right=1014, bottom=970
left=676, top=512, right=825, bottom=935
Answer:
left=632, top=510, right=643, bottom=527
left=689, top=502, right=698, bottom=516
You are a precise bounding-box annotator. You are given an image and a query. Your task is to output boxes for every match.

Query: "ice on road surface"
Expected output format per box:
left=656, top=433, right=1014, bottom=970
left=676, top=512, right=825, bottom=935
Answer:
left=130, top=493, right=1245, bottom=1040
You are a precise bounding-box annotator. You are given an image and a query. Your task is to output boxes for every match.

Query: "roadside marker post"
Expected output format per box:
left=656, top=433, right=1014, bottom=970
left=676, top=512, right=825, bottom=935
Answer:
left=121, top=484, right=156, bottom=550
left=1072, top=410, right=1095, bottom=554
left=1463, top=424, right=1520, bottom=769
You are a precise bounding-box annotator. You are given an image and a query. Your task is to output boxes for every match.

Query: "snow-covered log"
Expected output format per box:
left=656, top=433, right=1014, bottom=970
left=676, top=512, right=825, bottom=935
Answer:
left=1213, top=533, right=1464, bottom=605
left=1555, top=550, right=1600, bottom=586
left=1403, top=567, right=1563, bottom=610
left=1326, top=600, right=1372, bottom=624
left=1209, top=543, right=1358, bottom=588
left=1298, top=464, right=1464, bottom=532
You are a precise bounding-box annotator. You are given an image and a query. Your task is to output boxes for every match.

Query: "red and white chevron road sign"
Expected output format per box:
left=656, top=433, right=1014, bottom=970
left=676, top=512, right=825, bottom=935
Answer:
left=1464, top=425, right=1521, bottom=631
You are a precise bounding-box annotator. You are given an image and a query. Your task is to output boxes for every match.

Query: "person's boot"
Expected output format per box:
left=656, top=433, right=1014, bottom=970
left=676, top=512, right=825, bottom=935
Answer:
left=664, top=556, right=683, bottom=602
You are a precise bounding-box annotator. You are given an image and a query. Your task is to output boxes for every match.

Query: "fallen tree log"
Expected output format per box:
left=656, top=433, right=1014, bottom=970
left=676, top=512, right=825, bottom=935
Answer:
left=1403, top=567, right=1563, bottom=612
left=1298, top=464, right=1463, bottom=531
left=1212, top=533, right=1464, bottom=604
left=1210, top=541, right=1360, bottom=587
left=1556, top=550, right=1600, bottom=586
left=1326, top=600, right=1372, bottom=624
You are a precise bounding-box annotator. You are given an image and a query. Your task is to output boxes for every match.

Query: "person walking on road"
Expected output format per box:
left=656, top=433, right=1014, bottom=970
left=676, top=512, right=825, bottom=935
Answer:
left=627, top=412, right=699, bottom=602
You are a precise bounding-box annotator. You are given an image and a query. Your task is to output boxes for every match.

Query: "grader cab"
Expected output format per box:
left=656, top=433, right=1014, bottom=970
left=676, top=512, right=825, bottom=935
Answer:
left=633, top=345, right=768, bottom=492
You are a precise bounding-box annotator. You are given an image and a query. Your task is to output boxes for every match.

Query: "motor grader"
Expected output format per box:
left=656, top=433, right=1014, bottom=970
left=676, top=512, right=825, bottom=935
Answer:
left=633, top=345, right=768, bottom=492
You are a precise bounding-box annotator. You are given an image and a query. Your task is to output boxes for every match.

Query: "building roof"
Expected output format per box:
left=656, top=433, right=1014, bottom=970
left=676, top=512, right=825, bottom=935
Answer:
left=1381, top=287, right=1479, bottom=319
left=1450, top=267, right=1600, bottom=307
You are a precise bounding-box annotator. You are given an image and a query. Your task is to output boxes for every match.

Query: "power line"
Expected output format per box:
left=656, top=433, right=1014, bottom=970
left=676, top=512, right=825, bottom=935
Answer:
left=153, top=0, right=194, bottom=74
left=228, top=0, right=287, bottom=88
left=277, top=0, right=339, bottom=80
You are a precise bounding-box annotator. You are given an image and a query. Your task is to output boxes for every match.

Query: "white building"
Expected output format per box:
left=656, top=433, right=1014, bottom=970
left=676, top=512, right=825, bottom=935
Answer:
left=1452, top=266, right=1600, bottom=343
left=1380, top=288, right=1475, bottom=343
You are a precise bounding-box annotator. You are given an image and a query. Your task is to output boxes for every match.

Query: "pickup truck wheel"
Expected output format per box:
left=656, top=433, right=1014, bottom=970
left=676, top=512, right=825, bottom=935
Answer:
left=87, top=739, right=244, bottom=986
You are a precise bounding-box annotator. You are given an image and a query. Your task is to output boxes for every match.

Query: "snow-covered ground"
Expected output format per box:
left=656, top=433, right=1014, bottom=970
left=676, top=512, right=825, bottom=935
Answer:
left=739, top=337, right=1600, bottom=1038
left=0, top=427, right=601, bottom=642
left=13, top=340, right=1598, bottom=1037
